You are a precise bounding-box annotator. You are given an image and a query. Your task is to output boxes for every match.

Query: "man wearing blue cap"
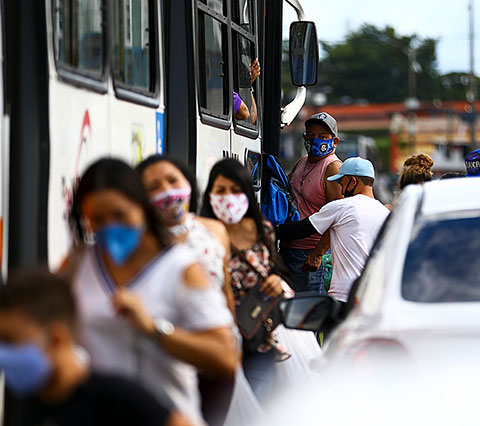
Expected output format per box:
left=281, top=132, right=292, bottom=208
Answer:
left=276, top=157, right=389, bottom=303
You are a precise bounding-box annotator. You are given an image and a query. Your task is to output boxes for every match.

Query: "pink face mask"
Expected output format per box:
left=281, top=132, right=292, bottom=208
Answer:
left=151, top=186, right=191, bottom=223
left=209, top=193, right=249, bottom=225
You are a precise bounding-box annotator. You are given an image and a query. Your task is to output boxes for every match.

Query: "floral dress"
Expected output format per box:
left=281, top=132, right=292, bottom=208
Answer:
left=229, top=222, right=276, bottom=304
left=229, top=222, right=293, bottom=353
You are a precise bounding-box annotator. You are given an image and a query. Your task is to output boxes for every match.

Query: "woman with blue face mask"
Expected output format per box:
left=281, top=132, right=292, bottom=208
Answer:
left=67, top=158, right=238, bottom=425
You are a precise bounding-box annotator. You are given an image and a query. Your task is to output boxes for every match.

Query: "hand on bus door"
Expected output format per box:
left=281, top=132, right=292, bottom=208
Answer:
left=250, top=58, right=260, bottom=84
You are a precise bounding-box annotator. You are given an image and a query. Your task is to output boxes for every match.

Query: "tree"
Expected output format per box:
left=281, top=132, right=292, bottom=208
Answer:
left=440, top=72, right=479, bottom=101
left=319, top=24, right=439, bottom=103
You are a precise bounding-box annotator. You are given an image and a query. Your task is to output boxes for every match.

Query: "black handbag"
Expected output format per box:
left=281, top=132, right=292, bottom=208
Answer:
left=231, top=246, right=282, bottom=352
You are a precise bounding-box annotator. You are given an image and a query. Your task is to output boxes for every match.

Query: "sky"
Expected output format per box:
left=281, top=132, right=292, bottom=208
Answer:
left=283, top=0, right=480, bottom=75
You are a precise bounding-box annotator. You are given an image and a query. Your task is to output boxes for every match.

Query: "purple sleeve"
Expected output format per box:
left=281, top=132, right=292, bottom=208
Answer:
left=233, top=91, right=242, bottom=114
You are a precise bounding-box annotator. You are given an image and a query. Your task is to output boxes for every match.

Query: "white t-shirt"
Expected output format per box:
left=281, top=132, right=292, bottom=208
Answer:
left=72, top=244, right=234, bottom=425
left=308, top=194, right=390, bottom=302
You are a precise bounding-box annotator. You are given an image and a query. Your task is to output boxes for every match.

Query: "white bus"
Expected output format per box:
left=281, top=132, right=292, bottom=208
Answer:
left=0, top=0, right=318, bottom=274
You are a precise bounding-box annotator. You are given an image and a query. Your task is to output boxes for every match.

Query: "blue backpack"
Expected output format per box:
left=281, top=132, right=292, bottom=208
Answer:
left=261, top=154, right=300, bottom=226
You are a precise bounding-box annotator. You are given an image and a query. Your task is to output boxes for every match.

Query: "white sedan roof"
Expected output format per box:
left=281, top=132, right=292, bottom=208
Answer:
left=417, top=177, right=480, bottom=216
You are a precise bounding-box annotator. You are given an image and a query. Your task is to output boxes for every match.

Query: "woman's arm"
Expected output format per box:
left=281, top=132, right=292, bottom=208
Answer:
left=113, top=263, right=238, bottom=377
left=196, top=217, right=236, bottom=316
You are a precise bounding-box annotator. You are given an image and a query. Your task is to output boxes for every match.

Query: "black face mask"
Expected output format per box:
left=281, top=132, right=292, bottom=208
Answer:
left=343, top=178, right=358, bottom=198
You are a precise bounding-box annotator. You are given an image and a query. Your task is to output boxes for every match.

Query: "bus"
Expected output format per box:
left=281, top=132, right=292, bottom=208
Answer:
left=0, top=0, right=318, bottom=274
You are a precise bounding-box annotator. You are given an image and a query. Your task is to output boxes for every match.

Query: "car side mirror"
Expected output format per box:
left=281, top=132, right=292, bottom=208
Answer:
left=279, top=294, right=338, bottom=332
left=289, top=21, right=319, bottom=87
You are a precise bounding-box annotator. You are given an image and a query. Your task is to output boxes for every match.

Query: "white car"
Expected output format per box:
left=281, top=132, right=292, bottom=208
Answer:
left=281, top=177, right=480, bottom=366
left=262, top=178, right=480, bottom=426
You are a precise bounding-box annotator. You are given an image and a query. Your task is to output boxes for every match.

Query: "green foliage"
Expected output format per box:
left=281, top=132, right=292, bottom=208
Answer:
left=440, top=72, right=478, bottom=101
left=319, top=24, right=439, bottom=103
left=281, top=23, right=479, bottom=105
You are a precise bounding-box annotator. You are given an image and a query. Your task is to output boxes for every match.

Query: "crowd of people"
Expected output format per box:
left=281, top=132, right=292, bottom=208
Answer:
left=0, top=108, right=478, bottom=426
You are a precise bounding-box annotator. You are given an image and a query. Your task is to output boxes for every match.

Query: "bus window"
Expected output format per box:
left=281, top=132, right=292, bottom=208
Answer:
left=232, top=0, right=258, bottom=132
left=112, top=0, right=155, bottom=94
left=197, top=3, right=229, bottom=119
left=235, top=35, right=255, bottom=124
left=232, top=0, right=253, bottom=33
left=198, top=0, right=226, bottom=15
left=245, top=150, right=261, bottom=189
left=52, top=0, right=104, bottom=77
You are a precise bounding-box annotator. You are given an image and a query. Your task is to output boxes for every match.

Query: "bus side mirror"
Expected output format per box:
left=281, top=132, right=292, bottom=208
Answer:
left=289, top=21, right=319, bottom=87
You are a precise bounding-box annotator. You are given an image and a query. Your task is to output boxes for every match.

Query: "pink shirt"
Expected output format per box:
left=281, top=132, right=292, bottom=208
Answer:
left=284, top=154, right=341, bottom=249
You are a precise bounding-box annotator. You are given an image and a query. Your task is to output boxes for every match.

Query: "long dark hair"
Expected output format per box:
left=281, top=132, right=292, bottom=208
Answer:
left=136, top=154, right=198, bottom=213
left=200, top=159, right=290, bottom=281
left=70, top=158, right=171, bottom=248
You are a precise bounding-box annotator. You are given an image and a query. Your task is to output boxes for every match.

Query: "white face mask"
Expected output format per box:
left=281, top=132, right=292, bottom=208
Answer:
left=209, top=193, right=249, bottom=225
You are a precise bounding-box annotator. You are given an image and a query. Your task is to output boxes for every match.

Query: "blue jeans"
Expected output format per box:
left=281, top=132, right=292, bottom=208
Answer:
left=280, top=247, right=327, bottom=294
left=242, top=350, right=276, bottom=404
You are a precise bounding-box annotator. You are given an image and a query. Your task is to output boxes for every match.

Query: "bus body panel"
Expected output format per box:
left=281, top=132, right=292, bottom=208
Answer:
left=4, top=0, right=301, bottom=270
left=195, top=119, right=232, bottom=191
left=47, top=81, right=110, bottom=268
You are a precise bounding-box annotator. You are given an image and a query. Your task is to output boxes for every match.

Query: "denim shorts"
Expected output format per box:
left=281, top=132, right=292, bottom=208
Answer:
left=280, top=247, right=327, bottom=294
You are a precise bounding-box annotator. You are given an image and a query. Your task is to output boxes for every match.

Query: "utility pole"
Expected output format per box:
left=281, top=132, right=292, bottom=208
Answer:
left=468, top=0, right=477, bottom=150
left=407, top=48, right=419, bottom=153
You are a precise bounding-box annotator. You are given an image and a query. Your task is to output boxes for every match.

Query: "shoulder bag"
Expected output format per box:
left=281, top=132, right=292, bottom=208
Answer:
left=231, top=246, right=282, bottom=352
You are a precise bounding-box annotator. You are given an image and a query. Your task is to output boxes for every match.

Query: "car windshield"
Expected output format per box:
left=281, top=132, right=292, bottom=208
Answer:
left=402, top=215, right=480, bottom=303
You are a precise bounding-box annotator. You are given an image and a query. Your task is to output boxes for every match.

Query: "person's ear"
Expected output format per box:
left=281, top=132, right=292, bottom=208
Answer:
left=333, top=137, right=340, bottom=148
left=346, top=177, right=357, bottom=191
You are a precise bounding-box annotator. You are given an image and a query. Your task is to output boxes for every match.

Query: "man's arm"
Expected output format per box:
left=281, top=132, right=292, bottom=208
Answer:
left=275, top=217, right=318, bottom=242
left=235, top=100, right=250, bottom=120
left=303, top=231, right=330, bottom=272
left=250, top=93, right=257, bottom=124
left=324, top=160, right=343, bottom=202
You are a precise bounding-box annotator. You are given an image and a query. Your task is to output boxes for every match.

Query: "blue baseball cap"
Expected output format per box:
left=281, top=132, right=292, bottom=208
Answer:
left=327, top=157, right=375, bottom=183
left=465, top=149, right=480, bottom=176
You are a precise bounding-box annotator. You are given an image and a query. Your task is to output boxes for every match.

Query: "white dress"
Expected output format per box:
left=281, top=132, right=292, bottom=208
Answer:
left=273, top=326, right=322, bottom=389
left=180, top=214, right=225, bottom=292
left=178, top=215, right=266, bottom=425
left=72, top=244, right=233, bottom=425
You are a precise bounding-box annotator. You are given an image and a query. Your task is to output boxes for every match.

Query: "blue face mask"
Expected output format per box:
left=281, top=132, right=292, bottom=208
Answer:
left=0, top=342, right=53, bottom=396
left=304, top=137, right=335, bottom=158
left=96, top=224, right=145, bottom=266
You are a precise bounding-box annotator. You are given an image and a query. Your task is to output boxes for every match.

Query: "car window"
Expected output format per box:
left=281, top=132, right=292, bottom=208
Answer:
left=402, top=215, right=480, bottom=302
